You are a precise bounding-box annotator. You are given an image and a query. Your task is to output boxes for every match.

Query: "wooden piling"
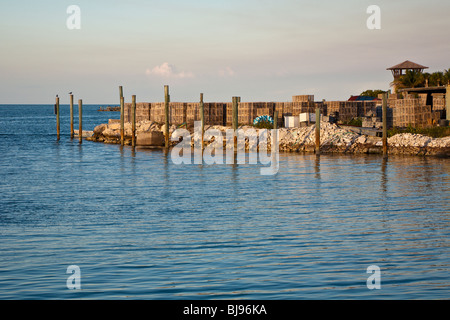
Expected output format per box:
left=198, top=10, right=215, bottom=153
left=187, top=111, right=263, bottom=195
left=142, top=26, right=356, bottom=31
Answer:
left=132, top=95, right=136, bottom=147
left=315, top=107, right=320, bottom=154
left=78, top=99, right=83, bottom=144
left=446, top=85, right=450, bottom=121
left=120, top=96, right=125, bottom=146
left=164, top=85, right=170, bottom=149
left=119, top=86, right=125, bottom=146
left=232, top=97, right=239, bottom=149
left=382, top=93, right=388, bottom=156
left=232, top=97, right=238, bottom=131
left=70, top=94, right=74, bottom=139
left=200, top=93, right=204, bottom=150
left=56, top=97, right=60, bottom=141
left=273, top=111, right=278, bottom=130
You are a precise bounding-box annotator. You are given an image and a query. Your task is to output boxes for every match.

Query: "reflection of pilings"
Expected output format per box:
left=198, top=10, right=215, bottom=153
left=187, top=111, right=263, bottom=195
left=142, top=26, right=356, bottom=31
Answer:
left=77, top=143, right=83, bottom=165
left=421, top=157, right=433, bottom=190
left=119, top=145, right=125, bottom=174
left=163, top=148, right=169, bottom=187
left=314, top=154, right=320, bottom=180
left=130, top=146, right=136, bottom=176
left=381, top=156, right=388, bottom=194
left=231, top=151, right=238, bottom=188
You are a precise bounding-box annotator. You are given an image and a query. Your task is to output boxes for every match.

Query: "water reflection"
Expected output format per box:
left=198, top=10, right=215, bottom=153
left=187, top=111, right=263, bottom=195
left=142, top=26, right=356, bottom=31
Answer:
left=381, top=156, right=388, bottom=194
left=119, top=145, right=125, bottom=174
left=390, top=156, right=448, bottom=197
left=231, top=151, right=238, bottom=184
left=130, top=146, right=136, bottom=176
left=314, top=154, right=320, bottom=180
left=77, top=143, right=83, bottom=164
left=163, top=148, right=170, bottom=192
left=2, top=104, right=450, bottom=300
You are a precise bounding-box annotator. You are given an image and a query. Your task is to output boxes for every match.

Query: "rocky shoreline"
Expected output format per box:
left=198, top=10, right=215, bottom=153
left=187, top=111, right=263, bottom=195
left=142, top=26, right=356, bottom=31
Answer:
left=87, top=120, right=450, bottom=157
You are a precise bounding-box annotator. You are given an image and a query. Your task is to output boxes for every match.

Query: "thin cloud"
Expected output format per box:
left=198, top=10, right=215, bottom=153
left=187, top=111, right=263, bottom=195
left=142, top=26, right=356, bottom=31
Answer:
left=218, top=67, right=235, bottom=77
left=146, top=62, right=194, bottom=79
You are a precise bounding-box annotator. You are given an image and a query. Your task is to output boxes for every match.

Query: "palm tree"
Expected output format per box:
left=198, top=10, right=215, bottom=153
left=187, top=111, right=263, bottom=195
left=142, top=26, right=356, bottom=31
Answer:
left=422, top=72, right=431, bottom=86
left=444, top=68, right=450, bottom=85
left=391, top=70, right=425, bottom=90
left=429, top=72, right=445, bottom=86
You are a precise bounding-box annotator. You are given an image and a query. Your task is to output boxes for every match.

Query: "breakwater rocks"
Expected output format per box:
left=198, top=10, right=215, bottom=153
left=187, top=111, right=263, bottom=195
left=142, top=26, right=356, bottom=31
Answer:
left=98, top=106, right=120, bottom=112
left=87, top=121, right=170, bottom=146
left=277, top=123, right=450, bottom=156
left=88, top=120, right=450, bottom=157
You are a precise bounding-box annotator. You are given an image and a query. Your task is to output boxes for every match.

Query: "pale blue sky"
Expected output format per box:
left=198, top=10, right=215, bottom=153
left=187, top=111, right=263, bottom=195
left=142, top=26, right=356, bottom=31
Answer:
left=0, top=0, right=449, bottom=104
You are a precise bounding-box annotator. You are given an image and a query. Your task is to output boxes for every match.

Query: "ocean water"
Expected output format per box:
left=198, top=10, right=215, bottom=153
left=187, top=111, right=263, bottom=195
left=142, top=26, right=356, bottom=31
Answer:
left=0, top=104, right=449, bottom=300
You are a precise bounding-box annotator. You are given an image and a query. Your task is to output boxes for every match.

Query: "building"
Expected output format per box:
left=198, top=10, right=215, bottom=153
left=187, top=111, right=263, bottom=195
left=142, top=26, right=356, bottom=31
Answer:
left=387, top=60, right=428, bottom=93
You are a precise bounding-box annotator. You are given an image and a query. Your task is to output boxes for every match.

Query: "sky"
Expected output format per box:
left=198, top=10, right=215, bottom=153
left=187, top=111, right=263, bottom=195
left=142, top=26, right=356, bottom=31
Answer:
left=0, top=0, right=449, bottom=104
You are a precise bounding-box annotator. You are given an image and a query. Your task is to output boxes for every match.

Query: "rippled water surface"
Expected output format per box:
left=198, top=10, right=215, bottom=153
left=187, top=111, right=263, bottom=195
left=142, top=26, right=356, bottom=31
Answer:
left=0, top=105, right=449, bottom=299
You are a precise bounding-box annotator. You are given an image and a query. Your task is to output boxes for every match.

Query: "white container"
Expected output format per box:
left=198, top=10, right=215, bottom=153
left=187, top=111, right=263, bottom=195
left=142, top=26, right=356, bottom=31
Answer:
left=284, top=116, right=299, bottom=128
left=299, top=113, right=316, bottom=123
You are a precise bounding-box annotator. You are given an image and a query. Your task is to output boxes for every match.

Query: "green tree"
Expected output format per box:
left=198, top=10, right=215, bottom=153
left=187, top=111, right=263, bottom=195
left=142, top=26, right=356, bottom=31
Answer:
left=443, top=68, right=450, bottom=85
left=360, top=89, right=386, bottom=98
left=391, top=70, right=425, bottom=90
left=429, top=71, right=445, bottom=86
left=422, top=72, right=431, bottom=85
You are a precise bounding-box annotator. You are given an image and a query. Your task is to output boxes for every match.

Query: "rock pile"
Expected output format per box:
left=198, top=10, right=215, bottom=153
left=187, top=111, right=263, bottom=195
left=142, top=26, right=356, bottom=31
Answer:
left=388, top=133, right=450, bottom=148
left=88, top=120, right=177, bottom=146
left=88, top=120, right=450, bottom=156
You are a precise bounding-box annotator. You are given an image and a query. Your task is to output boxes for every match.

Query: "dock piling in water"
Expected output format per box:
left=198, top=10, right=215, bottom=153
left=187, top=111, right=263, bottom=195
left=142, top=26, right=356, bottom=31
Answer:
left=78, top=99, right=83, bottom=144
left=120, top=96, right=125, bottom=146
left=274, top=111, right=278, bottom=130
left=164, top=85, right=170, bottom=149
left=232, top=97, right=239, bottom=149
left=70, top=94, right=74, bottom=139
left=446, top=85, right=450, bottom=121
left=56, top=96, right=60, bottom=141
left=119, top=86, right=125, bottom=146
left=315, top=107, right=320, bottom=154
left=200, top=93, right=204, bottom=150
left=382, top=93, right=388, bottom=156
left=132, top=95, right=136, bottom=147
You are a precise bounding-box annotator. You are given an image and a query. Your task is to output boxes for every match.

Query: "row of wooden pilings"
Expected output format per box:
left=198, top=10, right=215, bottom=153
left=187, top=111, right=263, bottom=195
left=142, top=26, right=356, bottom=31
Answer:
left=55, top=94, right=83, bottom=143
left=55, top=87, right=388, bottom=156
